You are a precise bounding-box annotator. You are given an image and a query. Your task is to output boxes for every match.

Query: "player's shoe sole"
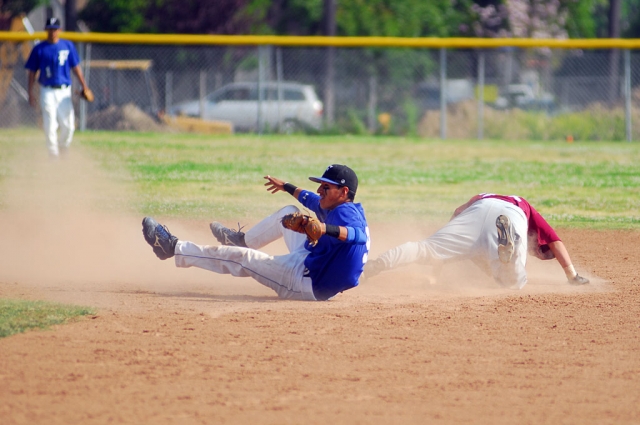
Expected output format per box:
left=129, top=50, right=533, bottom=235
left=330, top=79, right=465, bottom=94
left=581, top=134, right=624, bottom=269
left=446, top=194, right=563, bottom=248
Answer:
left=496, top=215, right=515, bottom=264
left=142, top=217, right=178, bottom=260
left=210, top=222, right=247, bottom=247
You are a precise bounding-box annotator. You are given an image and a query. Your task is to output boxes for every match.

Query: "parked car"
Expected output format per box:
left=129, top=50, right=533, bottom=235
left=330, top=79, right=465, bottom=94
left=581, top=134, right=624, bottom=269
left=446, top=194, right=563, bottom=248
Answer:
left=415, top=79, right=475, bottom=110
left=170, top=81, right=324, bottom=133
left=493, top=84, right=556, bottom=112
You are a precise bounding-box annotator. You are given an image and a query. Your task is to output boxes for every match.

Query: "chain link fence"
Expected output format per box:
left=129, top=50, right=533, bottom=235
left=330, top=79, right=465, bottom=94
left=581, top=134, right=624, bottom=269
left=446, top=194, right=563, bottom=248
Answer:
left=2, top=35, right=639, bottom=141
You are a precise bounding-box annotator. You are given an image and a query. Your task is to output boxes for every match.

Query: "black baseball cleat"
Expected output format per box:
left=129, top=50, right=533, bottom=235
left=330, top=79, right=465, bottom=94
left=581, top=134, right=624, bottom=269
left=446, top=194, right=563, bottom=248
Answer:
left=210, top=222, right=247, bottom=247
left=496, top=215, right=516, bottom=264
left=569, top=274, right=590, bottom=285
left=142, top=217, right=178, bottom=260
left=362, top=258, right=386, bottom=280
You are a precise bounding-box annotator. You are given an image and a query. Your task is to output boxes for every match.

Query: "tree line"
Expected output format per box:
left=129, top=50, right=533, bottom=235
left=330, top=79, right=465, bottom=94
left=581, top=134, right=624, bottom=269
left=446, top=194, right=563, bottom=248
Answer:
left=0, top=0, right=637, bottom=39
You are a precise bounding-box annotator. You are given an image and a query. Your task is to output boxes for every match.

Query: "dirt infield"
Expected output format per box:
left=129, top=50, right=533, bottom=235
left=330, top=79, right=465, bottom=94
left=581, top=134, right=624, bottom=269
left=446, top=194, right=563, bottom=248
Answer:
left=1, top=146, right=639, bottom=424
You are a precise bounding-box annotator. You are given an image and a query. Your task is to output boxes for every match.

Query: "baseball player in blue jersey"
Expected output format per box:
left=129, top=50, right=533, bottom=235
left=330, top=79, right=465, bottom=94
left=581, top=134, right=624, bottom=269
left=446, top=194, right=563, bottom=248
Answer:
left=25, top=17, right=90, bottom=158
left=142, top=164, right=370, bottom=301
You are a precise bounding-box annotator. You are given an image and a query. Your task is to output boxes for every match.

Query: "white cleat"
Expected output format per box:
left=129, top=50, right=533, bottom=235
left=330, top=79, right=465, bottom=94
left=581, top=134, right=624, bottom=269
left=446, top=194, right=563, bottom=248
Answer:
left=496, top=215, right=516, bottom=263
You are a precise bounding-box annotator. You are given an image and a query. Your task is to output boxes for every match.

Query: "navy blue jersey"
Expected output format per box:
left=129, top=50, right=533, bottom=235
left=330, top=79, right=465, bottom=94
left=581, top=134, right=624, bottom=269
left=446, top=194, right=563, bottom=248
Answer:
left=25, top=40, right=80, bottom=87
left=297, top=190, right=370, bottom=300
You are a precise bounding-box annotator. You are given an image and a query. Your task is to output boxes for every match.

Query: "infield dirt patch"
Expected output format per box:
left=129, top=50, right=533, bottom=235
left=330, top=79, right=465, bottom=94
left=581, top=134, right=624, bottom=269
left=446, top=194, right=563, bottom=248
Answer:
left=1, top=144, right=638, bottom=424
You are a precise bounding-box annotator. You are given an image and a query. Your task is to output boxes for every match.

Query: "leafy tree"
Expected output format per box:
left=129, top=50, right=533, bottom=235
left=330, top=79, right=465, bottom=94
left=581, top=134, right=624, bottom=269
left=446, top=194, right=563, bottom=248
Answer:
left=79, top=0, right=262, bottom=34
left=469, top=0, right=597, bottom=39
left=79, top=0, right=148, bottom=33
left=76, top=0, right=601, bottom=40
left=146, top=0, right=257, bottom=34
left=0, top=0, right=42, bottom=30
left=565, top=0, right=599, bottom=38
left=337, top=0, right=472, bottom=37
left=621, top=0, right=640, bottom=37
left=238, top=0, right=472, bottom=37
left=0, top=0, right=41, bottom=16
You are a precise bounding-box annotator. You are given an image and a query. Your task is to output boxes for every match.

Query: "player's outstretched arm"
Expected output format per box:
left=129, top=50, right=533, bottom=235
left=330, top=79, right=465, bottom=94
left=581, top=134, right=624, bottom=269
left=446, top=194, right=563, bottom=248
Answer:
left=548, top=240, right=572, bottom=268
left=548, top=240, right=589, bottom=285
left=264, top=175, right=302, bottom=198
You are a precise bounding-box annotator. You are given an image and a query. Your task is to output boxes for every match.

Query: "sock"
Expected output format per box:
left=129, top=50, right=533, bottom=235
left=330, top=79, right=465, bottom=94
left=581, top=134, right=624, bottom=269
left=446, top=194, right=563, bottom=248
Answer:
left=563, top=264, right=577, bottom=280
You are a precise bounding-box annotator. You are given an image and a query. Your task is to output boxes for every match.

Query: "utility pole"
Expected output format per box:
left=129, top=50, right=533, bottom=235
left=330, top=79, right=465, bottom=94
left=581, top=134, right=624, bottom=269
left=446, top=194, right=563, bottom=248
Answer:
left=608, top=0, right=621, bottom=105
left=65, top=0, right=77, bottom=31
left=323, top=0, right=336, bottom=128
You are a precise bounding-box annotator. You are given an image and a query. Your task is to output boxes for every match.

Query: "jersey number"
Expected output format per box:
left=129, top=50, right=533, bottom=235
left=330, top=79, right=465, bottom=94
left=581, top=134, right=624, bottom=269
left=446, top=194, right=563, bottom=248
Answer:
left=58, top=50, right=70, bottom=66
left=362, top=226, right=371, bottom=265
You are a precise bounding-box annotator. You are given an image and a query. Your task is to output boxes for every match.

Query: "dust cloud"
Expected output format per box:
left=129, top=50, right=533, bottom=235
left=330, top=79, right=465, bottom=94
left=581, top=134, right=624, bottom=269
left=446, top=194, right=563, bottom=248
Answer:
left=0, top=142, right=604, bottom=311
left=0, top=143, right=262, bottom=310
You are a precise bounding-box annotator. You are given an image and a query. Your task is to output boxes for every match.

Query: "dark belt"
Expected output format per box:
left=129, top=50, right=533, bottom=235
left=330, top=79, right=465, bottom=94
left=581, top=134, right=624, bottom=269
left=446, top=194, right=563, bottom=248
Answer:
left=44, top=85, right=69, bottom=89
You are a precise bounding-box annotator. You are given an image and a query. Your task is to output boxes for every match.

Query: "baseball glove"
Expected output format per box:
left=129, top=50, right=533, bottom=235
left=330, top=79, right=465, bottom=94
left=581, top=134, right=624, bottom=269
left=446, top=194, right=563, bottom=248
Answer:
left=281, top=212, right=324, bottom=246
left=81, top=88, right=95, bottom=102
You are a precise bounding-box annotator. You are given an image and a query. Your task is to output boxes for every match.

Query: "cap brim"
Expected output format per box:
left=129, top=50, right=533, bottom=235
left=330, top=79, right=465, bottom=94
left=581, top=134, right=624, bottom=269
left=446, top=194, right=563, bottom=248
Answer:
left=309, top=176, right=341, bottom=186
left=45, top=26, right=61, bottom=29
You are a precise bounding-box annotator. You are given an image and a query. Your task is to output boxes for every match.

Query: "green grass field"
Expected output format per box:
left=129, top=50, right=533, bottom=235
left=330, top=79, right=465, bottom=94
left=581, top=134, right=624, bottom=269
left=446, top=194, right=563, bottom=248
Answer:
left=0, top=128, right=638, bottom=336
left=2, top=128, right=640, bottom=228
left=0, top=299, right=94, bottom=338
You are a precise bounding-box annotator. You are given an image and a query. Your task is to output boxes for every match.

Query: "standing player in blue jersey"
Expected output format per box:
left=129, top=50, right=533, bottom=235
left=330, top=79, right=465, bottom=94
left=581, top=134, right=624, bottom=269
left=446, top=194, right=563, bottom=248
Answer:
left=142, top=164, right=370, bottom=301
left=25, top=17, right=90, bottom=158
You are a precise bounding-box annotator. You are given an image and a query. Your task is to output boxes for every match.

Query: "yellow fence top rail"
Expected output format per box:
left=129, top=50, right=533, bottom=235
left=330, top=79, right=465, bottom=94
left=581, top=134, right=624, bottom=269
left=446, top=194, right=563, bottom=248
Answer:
left=3, top=32, right=640, bottom=49
left=84, top=60, right=153, bottom=70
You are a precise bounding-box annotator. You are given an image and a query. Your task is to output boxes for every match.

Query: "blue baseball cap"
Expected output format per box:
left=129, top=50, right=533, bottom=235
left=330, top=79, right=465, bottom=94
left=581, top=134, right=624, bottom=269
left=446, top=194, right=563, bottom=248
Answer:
left=309, top=164, right=358, bottom=198
left=45, top=18, right=61, bottom=29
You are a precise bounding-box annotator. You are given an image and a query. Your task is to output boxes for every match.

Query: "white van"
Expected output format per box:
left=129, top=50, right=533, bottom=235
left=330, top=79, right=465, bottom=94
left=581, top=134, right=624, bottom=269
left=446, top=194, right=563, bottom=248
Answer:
left=170, top=81, right=324, bottom=133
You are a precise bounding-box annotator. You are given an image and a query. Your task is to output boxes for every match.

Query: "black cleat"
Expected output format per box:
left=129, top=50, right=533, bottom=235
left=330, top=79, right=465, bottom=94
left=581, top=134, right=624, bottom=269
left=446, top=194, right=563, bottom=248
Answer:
left=496, top=215, right=516, bottom=264
left=142, top=217, right=178, bottom=260
left=569, top=274, right=590, bottom=285
left=209, top=222, right=247, bottom=247
left=362, top=258, right=386, bottom=280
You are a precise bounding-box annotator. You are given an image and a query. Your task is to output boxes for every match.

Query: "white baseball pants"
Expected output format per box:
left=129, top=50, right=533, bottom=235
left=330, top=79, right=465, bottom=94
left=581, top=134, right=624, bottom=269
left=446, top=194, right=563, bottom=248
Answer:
left=174, top=205, right=317, bottom=300
left=379, top=198, right=529, bottom=289
left=40, top=86, right=74, bottom=157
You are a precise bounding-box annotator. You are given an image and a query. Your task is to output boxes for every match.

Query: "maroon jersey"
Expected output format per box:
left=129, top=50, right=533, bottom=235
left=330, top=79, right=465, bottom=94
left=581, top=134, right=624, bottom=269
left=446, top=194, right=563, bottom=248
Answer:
left=478, top=193, right=560, bottom=259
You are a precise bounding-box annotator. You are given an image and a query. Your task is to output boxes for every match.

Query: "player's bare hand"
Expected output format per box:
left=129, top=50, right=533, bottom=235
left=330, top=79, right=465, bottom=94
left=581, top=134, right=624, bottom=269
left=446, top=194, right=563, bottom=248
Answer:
left=28, top=93, right=37, bottom=108
left=264, top=175, right=286, bottom=193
